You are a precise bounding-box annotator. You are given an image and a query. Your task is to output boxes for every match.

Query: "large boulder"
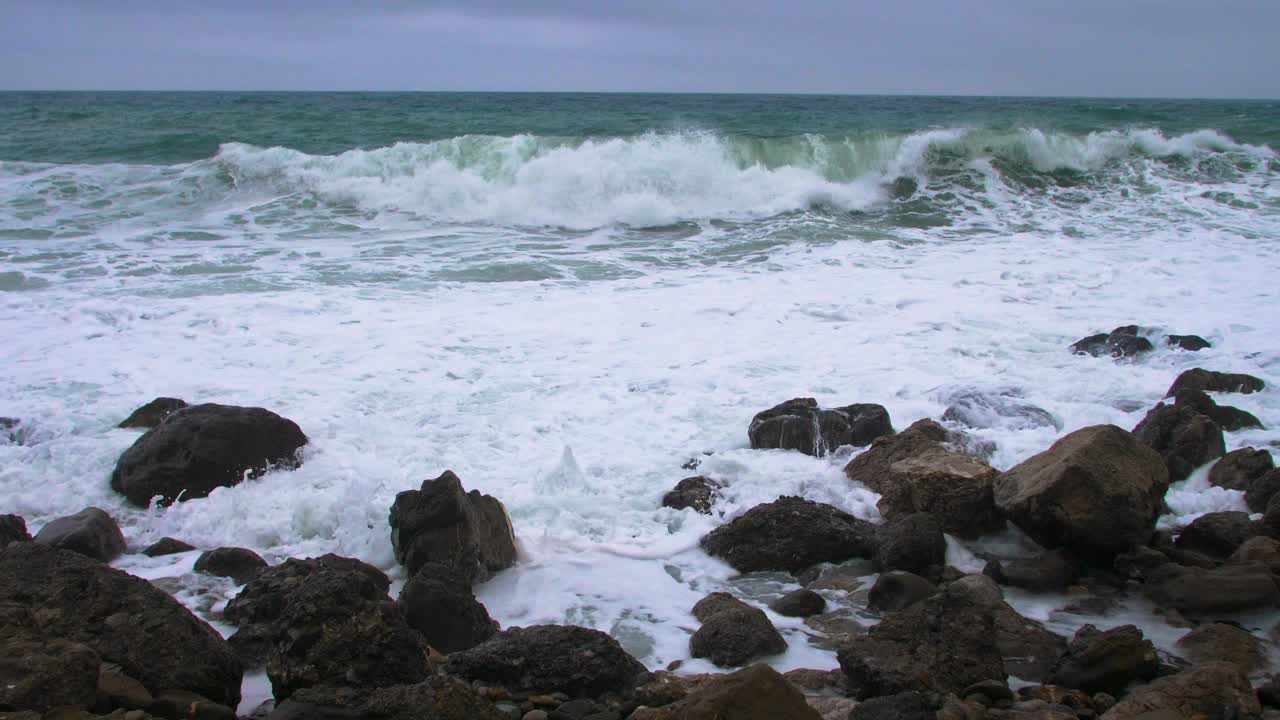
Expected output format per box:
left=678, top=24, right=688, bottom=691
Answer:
left=118, top=397, right=189, bottom=429
left=994, top=425, right=1168, bottom=562
left=875, top=513, right=946, bottom=574
left=0, top=542, right=242, bottom=707
left=1173, top=388, right=1262, bottom=431
left=194, top=547, right=268, bottom=585
left=991, top=600, right=1068, bottom=682
left=850, top=691, right=937, bottom=720
left=1070, top=326, right=1154, bottom=359
left=1047, top=625, right=1159, bottom=696
left=0, top=624, right=100, bottom=714
left=661, top=476, right=721, bottom=514
left=1132, top=402, right=1225, bottom=483
left=1175, top=623, right=1265, bottom=674
left=867, top=571, right=936, bottom=612
left=444, top=624, right=649, bottom=697
left=0, top=514, right=30, bottom=545
left=1247, top=468, right=1280, bottom=513
left=271, top=675, right=505, bottom=720
left=941, top=388, right=1061, bottom=431
left=699, top=496, right=876, bottom=574
left=1100, top=663, right=1261, bottom=720
left=646, top=664, right=822, bottom=720
left=748, top=397, right=892, bottom=456
left=388, top=470, right=517, bottom=582
left=32, top=507, right=126, bottom=562
left=1166, top=368, right=1266, bottom=397
left=1210, top=448, right=1274, bottom=491
left=984, top=549, right=1080, bottom=592
left=110, top=403, right=307, bottom=507
left=1174, top=511, right=1254, bottom=559
left=398, top=562, right=498, bottom=654
left=1142, top=562, right=1280, bottom=614
left=689, top=592, right=787, bottom=667
left=846, top=419, right=1002, bottom=538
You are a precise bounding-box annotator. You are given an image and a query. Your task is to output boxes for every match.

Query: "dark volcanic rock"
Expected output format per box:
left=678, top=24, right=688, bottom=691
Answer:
left=647, top=664, right=822, bottom=720
left=194, top=547, right=269, bottom=585
left=846, top=419, right=1002, bottom=538
left=1166, top=335, right=1212, bottom=352
left=769, top=588, right=826, bottom=617
left=273, top=675, right=505, bottom=720
left=142, top=536, right=195, bottom=557
left=32, top=506, right=126, bottom=562
left=1048, top=625, right=1159, bottom=696
left=941, top=388, right=1062, bottom=431
left=0, top=514, right=30, bottom=545
left=0, top=629, right=100, bottom=713
left=661, top=476, right=720, bottom=514
left=1174, top=388, right=1262, bottom=432
left=0, top=542, right=242, bottom=707
left=1210, top=448, right=1274, bottom=491
left=867, top=570, right=936, bottom=612
left=1070, top=327, right=1154, bottom=359
left=689, top=593, right=787, bottom=667
left=389, top=470, right=517, bottom=582
left=748, top=397, right=893, bottom=456
left=118, top=397, right=189, bottom=429
left=1175, top=623, right=1265, bottom=674
left=984, top=549, right=1080, bottom=592
left=1246, top=468, right=1280, bottom=513
left=1099, top=662, right=1260, bottom=719
left=1174, top=511, right=1254, bottom=559
left=1132, top=402, right=1225, bottom=483
left=1143, top=562, right=1280, bottom=614
left=399, top=562, right=498, bottom=654
left=875, top=512, right=946, bottom=575
left=110, top=403, right=308, bottom=507
left=1166, top=368, right=1266, bottom=397
left=699, top=496, right=876, bottom=573
left=994, top=425, right=1168, bottom=562
left=445, top=624, right=650, bottom=696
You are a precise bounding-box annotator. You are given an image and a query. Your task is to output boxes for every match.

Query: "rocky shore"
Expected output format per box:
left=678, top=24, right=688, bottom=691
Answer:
left=3, top=331, right=1279, bottom=720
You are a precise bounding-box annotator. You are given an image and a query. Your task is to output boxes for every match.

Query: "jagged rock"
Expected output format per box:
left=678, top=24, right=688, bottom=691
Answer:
left=1174, top=389, right=1263, bottom=431
left=1210, top=448, right=1274, bottom=491
left=985, top=549, right=1080, bottom=592
left=867, top=570, right=936, bottom=612
left=1099, top=662, right=1260, bottom=719
left=699, top=496, right=876, bottom=573
left=748, top=398, right=893, bottom=456
left=646, top=664, right=821, bottom=720
left=445, top=624, right=649, bottom=696
left=1174, top=511, right=1254, bottom=558
left=269, top=675, right=506, bottom=720
left=194, top=547, right=268, bottom=585
left=389, top=470, right=516, bottom=582
left=118, top=398, right=189, bottom=429
left=661, top=476, right=720, bottom=514
left=110, top=403, right=307, bottom=507
left=1167, top=369, right=1266, bottom=397
left=0, top=630, right=100, bottom=713
left=32, top=507, right=126, bottom=562
left=768, top=588, right=826, bottom=617
left=1166, top=335, right=1211, bottom=352
left=399, top=562, right=498, bottom=654
left=1132, top=402, right=1225, bottom=483
left=0, top=542, right=242, bottom=707
left=1070, top=327, right=1154, bottom=359
left=1247, top=469, right=1280, bottom=513
left=689, top=592, right=787, bottom=667
left=1175, top=623, right=1265, bottom=674
left=141, top=537, right=195, bottom=557
left=846, top=419, right=1002, bottom=538
left=0, top=514, right=30, bottom=545
left=994, top=425, right=1168, bottom=561
left=1143, top=562, right=1280, bottom=614
left=875, top=513, right=945, bottom=574
left=941, top=388, right=1062, bottom=431
left=850, top=691, right=936, bottom=720
left=1048, top=625, right=1159, bottom=695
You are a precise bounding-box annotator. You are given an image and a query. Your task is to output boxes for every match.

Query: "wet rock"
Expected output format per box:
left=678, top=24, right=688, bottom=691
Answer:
left=994, top=425, right=1168, bottom=562
left=768, top=588, right=826, bottom=617
left=876, top=512, right=946, bottom=574
left=847, top=419, right=1002, bottom=538
left=850, top=691, right=936, bottom=720
left=992, top=601, right=1069, bottom=683
left=110, top=403, right=307, bottom=507
left=1113, top=546, right=1172, bottom=581
left=803, top=608, right=867, bottom=650
left=0, top=631, right=100, bottom=713
left=1167, top=368, right=1266, bottom=397
left=270, top=675, right=505, bottom=720
left=1175, top=623, right=1264, bottom=675
left=647, top=664, right=822, bottom=720
left=1048, top=625, right=1159, bottom=695
left=149, top=688, right=236, bottom=720
left=194, top=547, right=268, bottom=585
left=118, top=398, right=189, bottom=429
left=96, top=663, right=154, bottom=711
left=1174, top=511, right=1254, bottom=559
left=399, top=562, right=498, bottom=654
left=0, top=542, right=242, bottom=707
left=661, top=476, right=720, bottom=514
left=689, top=592, right=787, bottom=667
left=1099, top=662, right=1260, bottom=719
left=1247, top=468, right=1280, bottom=513
left=1174, top=389, right=1263, bottom=432
left=984, top=549, right=1080, bottom=593
left=1229, top=536, right=1280, bottom=565
left=1132, top=402, right=1225, bottom=483
left=33, top=507, right=126, bottom=562
left=141, top=537, right=195, bottom=557
left=748, top=397, right=893, bottom=456
left=389, top=470, right=517, bottom=582
left=1070, top=327, right=1154, bottom=359
left=837, top=582, right=1006, bottom=697
left=867, top=570, right=936, bottom=611
left=941, top=388, right=1062, bottom=431
left=0, top=514, right=30, bottom=545
left=699, top=496, right=876, bottom=573
left=1143, top=562, right=1280, bottom=614
left=1210, top=448, right=1275, bottom=491
left=1166, top=335, right=1212, bottom=352
left=445, top=625, right=650, bottom=696
left=1269, top=494, right=1280, bottom=536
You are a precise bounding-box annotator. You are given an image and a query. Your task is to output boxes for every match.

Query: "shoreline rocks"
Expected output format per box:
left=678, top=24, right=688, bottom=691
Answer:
left=1069, top=326, right=1154, bottom=359
left=699, top=496, right=876, bottom=573
left=32, top=507, right=126, bottom=563
left=389, top=470, right=517, bottom=582
left=1166, top=368, right=1266, bottom=396
left=444, top=624, right=650, bottom=697
left=118, top=397, right=189, bottom=429
left=689, top=592, right=787, bottom=667
left=748, top=397, right=893, bottom=456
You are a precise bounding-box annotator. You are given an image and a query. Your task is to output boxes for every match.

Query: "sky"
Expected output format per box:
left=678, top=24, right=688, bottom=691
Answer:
left=1, top=0, right=1278, bottom=98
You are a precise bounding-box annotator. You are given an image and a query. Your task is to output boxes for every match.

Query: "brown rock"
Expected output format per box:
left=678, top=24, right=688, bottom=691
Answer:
left=648, top=664, right=822, bottom=720
left=1175, top=623, right=1265, bottom=674
left=1100, top=662, right=1260, bottom=719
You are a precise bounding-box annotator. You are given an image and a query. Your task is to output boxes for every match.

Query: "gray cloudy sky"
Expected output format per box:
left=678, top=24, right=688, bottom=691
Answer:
left=2, top=0, right=1277, bottom=97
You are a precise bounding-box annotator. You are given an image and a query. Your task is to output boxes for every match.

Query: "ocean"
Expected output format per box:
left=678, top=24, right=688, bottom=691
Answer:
left=2, top=92, right=1278, bottom=707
